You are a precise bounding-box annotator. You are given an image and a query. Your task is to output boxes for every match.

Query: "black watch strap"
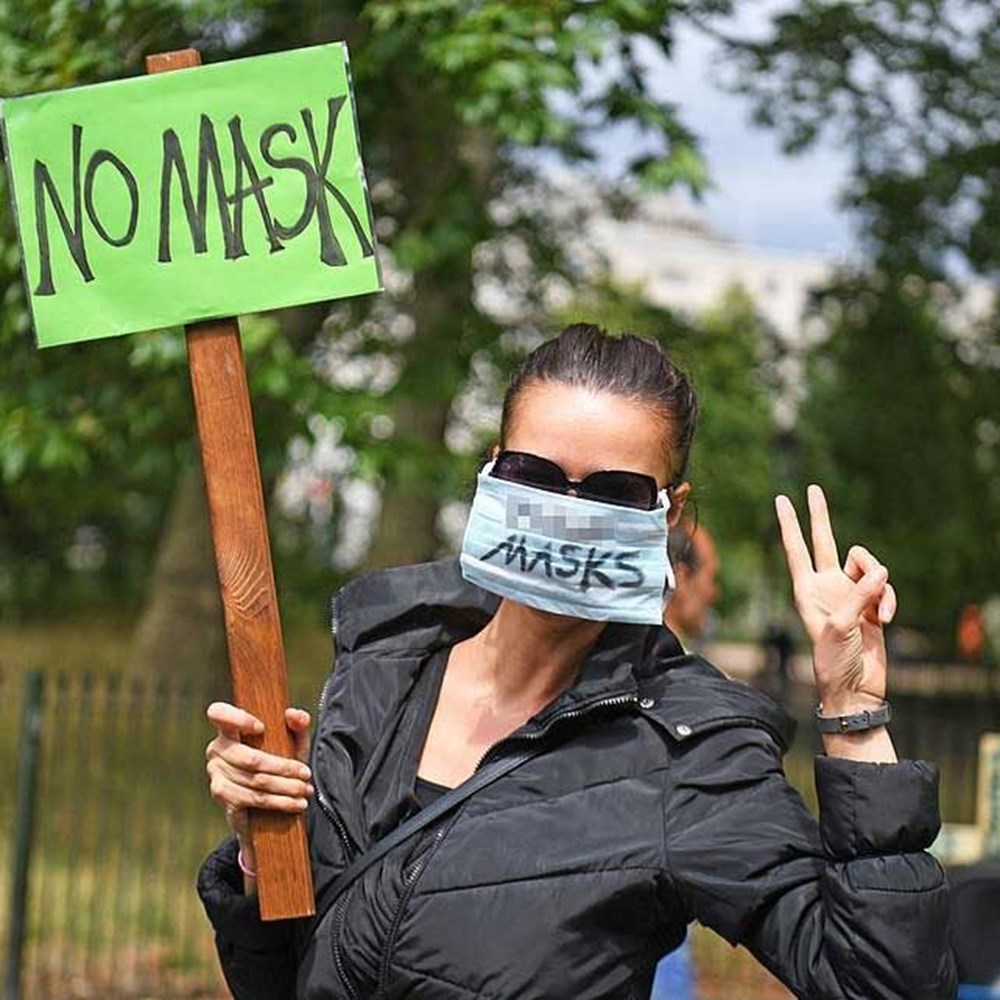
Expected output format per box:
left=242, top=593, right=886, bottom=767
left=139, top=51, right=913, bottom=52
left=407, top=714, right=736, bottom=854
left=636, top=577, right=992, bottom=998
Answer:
left=815, top=700, right=892, bottom=734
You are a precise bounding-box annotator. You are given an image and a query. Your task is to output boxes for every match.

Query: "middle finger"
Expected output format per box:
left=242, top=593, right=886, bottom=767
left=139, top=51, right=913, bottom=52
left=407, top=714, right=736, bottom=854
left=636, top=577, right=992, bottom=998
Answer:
left=807, top=484, right=840, bottom=571
left=213, top=740, right=312, bottom=782
left=213, top=757, right=314, bottom=799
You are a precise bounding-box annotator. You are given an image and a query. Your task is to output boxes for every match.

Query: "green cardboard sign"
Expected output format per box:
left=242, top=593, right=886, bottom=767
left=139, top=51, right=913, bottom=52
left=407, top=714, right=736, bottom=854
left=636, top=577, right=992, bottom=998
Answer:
left=2, top=43, right=380, bottom=348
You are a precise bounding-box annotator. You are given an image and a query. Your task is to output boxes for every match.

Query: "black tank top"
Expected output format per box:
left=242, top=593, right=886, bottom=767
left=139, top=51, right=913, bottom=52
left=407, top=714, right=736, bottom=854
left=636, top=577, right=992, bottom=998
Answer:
left=413, top=775, right=452, bottom=808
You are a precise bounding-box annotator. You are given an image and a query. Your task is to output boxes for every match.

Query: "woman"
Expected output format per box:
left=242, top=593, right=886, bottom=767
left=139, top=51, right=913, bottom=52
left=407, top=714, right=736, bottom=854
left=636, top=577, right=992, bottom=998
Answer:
left=200, top=324, right=955, bottom=1000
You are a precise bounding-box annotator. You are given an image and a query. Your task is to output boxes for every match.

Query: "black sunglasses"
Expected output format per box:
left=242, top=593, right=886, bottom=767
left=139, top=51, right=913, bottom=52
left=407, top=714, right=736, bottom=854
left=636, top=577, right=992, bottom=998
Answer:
left=490, top=450, right=663, bottom=511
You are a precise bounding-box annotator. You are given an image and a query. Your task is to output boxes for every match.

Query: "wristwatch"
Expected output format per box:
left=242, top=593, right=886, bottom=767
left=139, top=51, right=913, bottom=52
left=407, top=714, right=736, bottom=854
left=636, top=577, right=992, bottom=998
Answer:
left=815, top=700, right=892, bottom=734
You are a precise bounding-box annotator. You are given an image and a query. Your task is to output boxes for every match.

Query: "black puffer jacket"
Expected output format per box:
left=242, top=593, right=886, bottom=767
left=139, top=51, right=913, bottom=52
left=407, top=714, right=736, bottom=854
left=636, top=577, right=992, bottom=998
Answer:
left=199, top=559, right=956, bottom=1000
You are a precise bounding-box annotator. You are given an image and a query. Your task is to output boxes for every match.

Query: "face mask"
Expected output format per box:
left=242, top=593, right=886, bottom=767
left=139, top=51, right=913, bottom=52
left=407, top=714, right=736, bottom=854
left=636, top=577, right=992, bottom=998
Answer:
left=460, top=462, right=675, bottom=625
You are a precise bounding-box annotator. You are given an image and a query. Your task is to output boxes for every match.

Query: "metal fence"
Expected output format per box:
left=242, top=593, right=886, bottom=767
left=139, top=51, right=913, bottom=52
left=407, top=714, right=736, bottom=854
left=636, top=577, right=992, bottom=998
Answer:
left=1, top=664, right=998, bottom=1000
left=1, top=669, right=230, bottom=1000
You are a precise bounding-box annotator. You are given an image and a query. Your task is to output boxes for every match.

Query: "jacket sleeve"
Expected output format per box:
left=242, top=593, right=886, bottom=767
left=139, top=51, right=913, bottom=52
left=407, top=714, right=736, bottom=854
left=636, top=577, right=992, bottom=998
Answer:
left=665, top=727, right=957, bottom=1000
left=197, top=837, right=302, bottom=1000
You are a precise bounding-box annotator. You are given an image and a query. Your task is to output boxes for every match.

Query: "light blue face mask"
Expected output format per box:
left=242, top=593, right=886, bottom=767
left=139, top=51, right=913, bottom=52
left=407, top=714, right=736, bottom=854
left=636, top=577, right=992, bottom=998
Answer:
left=459, top=462, right=675, bottom=625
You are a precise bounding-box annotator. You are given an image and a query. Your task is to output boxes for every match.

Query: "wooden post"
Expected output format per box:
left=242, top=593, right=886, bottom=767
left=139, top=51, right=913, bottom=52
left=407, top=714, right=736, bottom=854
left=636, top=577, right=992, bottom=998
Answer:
left=146, top=49, right=315, bottom=921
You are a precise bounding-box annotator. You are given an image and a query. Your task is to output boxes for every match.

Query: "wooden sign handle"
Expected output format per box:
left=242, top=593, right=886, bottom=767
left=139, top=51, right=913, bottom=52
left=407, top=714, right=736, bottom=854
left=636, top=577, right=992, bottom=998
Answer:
left=147, top=48, right=315, bottom=921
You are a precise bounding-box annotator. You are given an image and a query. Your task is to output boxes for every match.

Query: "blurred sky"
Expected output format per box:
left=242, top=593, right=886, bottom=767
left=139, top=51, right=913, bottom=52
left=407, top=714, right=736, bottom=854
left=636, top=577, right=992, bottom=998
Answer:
left=596, top=10, right=857, bottom=259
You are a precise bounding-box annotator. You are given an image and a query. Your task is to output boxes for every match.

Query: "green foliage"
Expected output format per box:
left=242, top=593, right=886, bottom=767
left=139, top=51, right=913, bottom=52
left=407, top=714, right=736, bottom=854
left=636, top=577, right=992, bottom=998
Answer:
left=725, top=0, right=1000, bottom=278
left=1, top=0, right=742, bottom=617
left=0, top=2, right=190, bottom=615
left=796, top=274, right=1000, bottom=646
left=0, top=4, right=355, bottom=616
left=723, top=4, right=1000, bottom=643
left=365, top=0, right=717, bottom=191
left=6, top=0, right=995, bottom=648
left=682, top=288, right=784, bottom=620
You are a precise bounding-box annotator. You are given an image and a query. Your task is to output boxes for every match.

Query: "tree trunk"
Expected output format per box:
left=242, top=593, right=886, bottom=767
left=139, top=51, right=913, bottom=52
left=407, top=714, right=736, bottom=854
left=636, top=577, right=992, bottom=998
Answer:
left=364, top=116, right=498, bottom=569
left=364, top=391, right=453, bottom=568
left=364, top=239, right=484, bottom=567
left=128, top=462, right=228, bottom=691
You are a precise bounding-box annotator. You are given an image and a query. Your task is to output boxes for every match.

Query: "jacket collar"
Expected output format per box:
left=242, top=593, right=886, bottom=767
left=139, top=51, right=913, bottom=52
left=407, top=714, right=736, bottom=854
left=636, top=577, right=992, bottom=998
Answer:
left=333, top=557, right=679, bottom=682
left=332, top=558, right=793, bottom=750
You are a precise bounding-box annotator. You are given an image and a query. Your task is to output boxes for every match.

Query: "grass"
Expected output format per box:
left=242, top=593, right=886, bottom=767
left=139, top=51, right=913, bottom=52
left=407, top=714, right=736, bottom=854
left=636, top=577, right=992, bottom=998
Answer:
left=0, top=616, right=335, bottom=696
left=0, top=673, right=227, bottom=996
left=0, top=618, right=333, bottom=999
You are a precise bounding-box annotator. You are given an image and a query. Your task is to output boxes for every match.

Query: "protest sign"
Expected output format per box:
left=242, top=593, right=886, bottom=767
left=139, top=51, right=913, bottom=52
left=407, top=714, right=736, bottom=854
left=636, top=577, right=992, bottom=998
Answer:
left=2, top=42, right=380, bottom=346
left=1, top=43, right=384, bottom=919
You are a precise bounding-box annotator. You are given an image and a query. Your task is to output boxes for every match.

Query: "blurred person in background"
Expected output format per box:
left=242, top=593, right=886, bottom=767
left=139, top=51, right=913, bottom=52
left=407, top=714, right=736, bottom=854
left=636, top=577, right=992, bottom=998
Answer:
left=665, top=523, right=719, bottom=650
left=763, top=618, right=797, bottom=705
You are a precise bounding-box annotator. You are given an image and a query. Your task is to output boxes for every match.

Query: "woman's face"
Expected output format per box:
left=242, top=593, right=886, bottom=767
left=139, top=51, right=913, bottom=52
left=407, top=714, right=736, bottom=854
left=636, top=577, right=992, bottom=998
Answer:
left=501, top=381, right=690, bottom=523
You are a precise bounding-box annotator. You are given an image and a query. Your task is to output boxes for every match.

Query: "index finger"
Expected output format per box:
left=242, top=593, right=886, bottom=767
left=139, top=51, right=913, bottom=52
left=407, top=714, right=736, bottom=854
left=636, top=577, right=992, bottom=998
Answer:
left=207, top=701, right=265, bottom=741
left=774, top=494, right=814, bottom=584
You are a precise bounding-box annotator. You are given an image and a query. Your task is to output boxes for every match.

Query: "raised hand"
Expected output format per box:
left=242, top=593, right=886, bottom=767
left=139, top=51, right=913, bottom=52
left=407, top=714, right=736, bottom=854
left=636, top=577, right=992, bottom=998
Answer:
left=774, top=485, right=897, bottom=738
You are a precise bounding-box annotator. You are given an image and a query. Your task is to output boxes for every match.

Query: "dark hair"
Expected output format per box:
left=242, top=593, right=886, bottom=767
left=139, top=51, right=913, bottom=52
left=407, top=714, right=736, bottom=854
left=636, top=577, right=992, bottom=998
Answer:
left=500, top=323, right=699, bottom=483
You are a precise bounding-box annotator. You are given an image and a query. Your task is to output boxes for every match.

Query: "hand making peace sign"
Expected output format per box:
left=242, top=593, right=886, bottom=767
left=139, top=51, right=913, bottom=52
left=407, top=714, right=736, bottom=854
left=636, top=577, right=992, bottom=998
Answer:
left=775, top=485, right=897, bottom=722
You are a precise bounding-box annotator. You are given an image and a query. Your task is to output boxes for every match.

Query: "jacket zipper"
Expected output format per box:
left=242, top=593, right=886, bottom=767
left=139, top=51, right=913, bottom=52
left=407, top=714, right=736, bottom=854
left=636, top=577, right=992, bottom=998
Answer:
left=475, top=692, right=639, bottom=771
left=320, top=606, right=362, bottom=1000
left=373, top=692, right=640, bottom=994
left=314, top=670, right=356, bottom=862
left=375, top=823, right=450, bottom=995
left=331, top=886, right=362, bottom=1000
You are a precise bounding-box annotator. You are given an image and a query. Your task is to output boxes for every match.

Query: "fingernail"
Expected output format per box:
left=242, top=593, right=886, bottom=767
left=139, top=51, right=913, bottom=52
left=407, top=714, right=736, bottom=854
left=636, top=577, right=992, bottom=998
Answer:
left=306, top=784, right=315, bottom=795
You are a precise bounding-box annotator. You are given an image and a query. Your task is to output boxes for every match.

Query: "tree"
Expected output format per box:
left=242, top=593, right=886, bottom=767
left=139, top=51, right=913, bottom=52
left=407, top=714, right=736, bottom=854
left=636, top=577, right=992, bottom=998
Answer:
left=795, top=273, right=1000, bottom=647
left=4, top=1, right=761, bottom=676
left=0, top=3, right=352, bottom=652
left=724, top=0, right=1000, bottom=280
left=0, top=1, right=198, bottom=620
left=291, top=0, right=727, bottom=567
left=720, top=1, right=1000, bottom=648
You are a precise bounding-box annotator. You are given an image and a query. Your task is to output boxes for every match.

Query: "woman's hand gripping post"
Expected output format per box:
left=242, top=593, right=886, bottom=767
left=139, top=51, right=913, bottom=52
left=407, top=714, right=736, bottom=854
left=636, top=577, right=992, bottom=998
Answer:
left=205, top=703, right=314, bottom=895
left=775, top=484, right=898, bottom=763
